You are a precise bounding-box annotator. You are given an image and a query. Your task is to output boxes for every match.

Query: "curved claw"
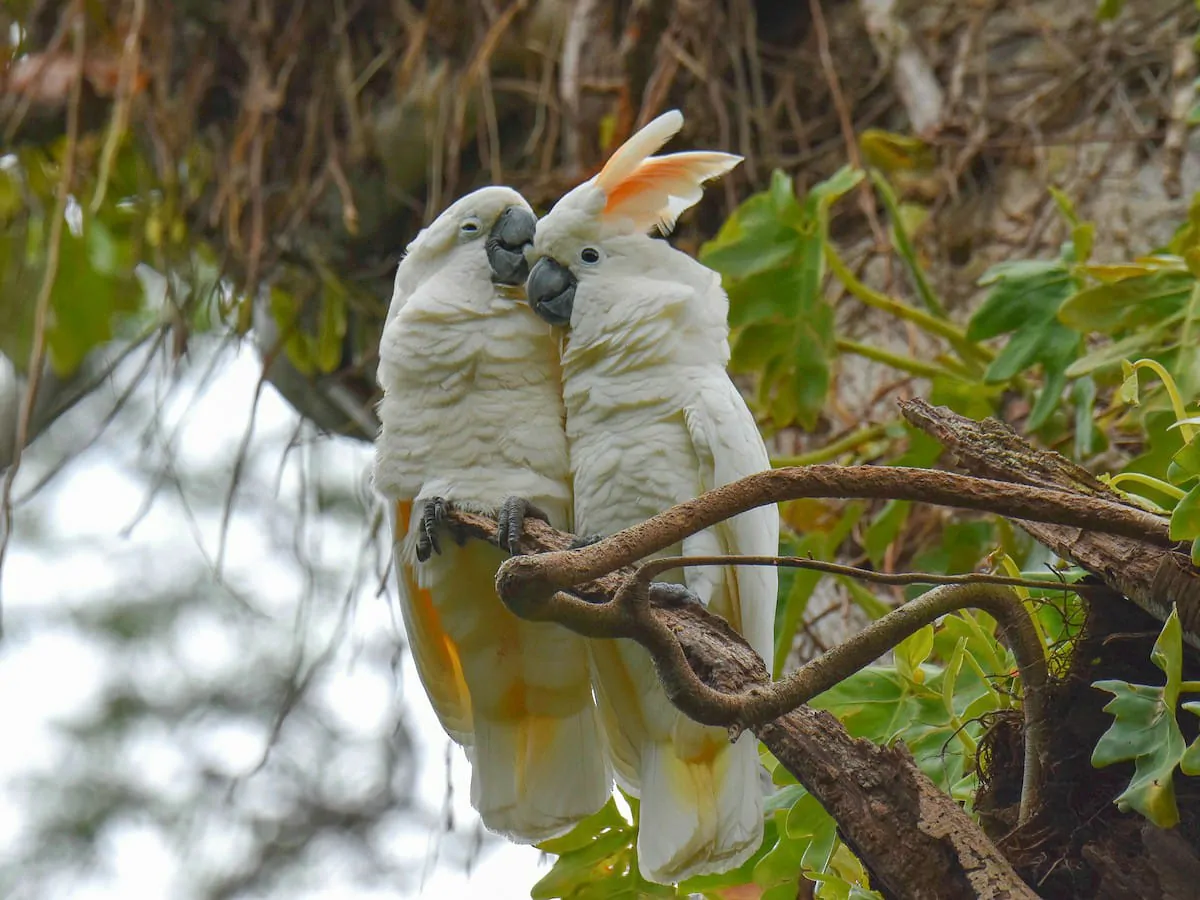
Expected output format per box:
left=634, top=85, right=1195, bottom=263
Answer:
left=648, top=582, right=702, bottom=608
left=568, top=533, right=604, bottom=550
left=416, top=497, right=450, bottom=562
left=497, top=496, right=550, bottom=555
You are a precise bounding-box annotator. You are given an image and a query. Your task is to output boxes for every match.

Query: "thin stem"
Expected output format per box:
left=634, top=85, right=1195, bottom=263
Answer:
left=1130, top=358, right=1197, bottom=443
left=0, top=4, right=86, bottom=637
left=1107, top=472, right=1187, bottom=502
left=772, top=421, right=893, bottom=468
left=837, top=337, right=960, bottom=381
left=634, top=553, right=1095, bottom=598
left=825, top=245, right=991, bottom=369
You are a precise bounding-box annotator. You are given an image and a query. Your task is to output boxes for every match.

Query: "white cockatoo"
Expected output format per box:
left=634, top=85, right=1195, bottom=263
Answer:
left=521, top=111, right=780, bottom=883
left=373, top=186, right=611, bottom=842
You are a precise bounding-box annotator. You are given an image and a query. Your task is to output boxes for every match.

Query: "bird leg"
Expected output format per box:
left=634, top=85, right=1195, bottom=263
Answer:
left=416, top=496, right=468, bottom=561
left=497, top=496, right=552, bottom=555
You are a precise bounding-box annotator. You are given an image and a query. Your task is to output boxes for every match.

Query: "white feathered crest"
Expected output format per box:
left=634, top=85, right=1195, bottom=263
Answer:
left=593, top=109, right=742, bottom=234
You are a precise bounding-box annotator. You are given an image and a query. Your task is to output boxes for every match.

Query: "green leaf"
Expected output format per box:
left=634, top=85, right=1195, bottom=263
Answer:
left=315, top=268, right=349, bottom=374
left=859, top=129, right=935, bottom=173
left=727, top=266, right=805, bottom=328
left=838, top=576, right=890, bottom=620
left=529, top=828, right=634, bottom=899
left=870, top=170, right=944, bottom=316
left=1168, top=438, right=1200, bottom=485
left=894, top=624, right=935, bottom=684
left=968, top=260, right=1070, bottom=340
left=1092, top=608, right=1185, bottom=828
left=1058, top=270, right=1193, bottom=334
left=940, top=637, right=967, bottom=716
left=753, top=816, right=808, bottom=886
left=1073, top=376, right=1099, bottom=458
left=764, top=784, right=808, bottom=815
left=536, top=799, right=626, bottom=855
left=45, top=219, right=145, bottom=375
left=800, top=817, right=839, bottom=873
left=1170, top=483, right=1200, bottom=541
left=710, top=168, right=844, bottom=429
left=1049, top=186, right=1095, bottom=263
left=1064, top=324, right=1175, bottom=378
left=863, top=499, right=911, bottom=568
left=1096, top=0, right=1125, bottom=19
left=1118, top=359, right=1140, bottom=406
left=1180, top=701, right=1200, bottom=774
left=784, top=792, right=829, bottom=840
left=701, top=192, right=799, bottom=279
left=967, top=259, right=1081, bottom=417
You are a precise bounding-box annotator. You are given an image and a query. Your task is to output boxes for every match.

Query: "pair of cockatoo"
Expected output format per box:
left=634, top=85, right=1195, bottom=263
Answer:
left=373, top=110, right=780, bottom=884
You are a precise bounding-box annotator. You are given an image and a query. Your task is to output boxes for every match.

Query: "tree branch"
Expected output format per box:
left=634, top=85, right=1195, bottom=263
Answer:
left=447, top=505, right=1040, bottom=899
left=494, top=464, right=1172, bottom=611
left=631, top=558, right=1049, bottom=823
left=901, top=398, right=1200, bottom=644
left=433, top=445, right=1189, bottom=896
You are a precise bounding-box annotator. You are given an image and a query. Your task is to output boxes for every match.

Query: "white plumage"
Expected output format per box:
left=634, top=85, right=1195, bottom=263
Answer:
left=525, top=112, right=780, bottom=882
left=373, top=186, right=610, bottom=842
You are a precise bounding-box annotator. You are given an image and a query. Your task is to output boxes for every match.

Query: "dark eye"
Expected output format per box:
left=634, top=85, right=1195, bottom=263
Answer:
left=460, top=217, right=482, bottom=235
left=580, top=246, right=602, bottom=265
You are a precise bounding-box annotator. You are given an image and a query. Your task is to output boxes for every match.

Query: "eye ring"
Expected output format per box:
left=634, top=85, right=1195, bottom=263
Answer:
left=460, top=216, right=482, bottom=236
left=579, top=246, right=602, bottom=266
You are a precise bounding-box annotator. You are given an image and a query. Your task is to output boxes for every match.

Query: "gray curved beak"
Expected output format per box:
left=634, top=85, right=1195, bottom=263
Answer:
left=526, top=257, right=576, bottom=327
left=486, top=206, right=537, bottom=285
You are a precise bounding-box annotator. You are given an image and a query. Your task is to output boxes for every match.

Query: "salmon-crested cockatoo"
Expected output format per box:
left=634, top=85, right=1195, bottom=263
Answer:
left=373, top=186, right=611, bottom=843
left=521, top=111, right=780, bottom=882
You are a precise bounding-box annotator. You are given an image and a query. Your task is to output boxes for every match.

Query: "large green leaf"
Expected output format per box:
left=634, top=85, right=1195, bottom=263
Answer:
left=45, top=218, right=145, bottom=375
left=1059, top=269, right=1193, bottom=334
left=702, top=168, right=859, bottom=430
left=532, top=798, right=674, bottom=899
left=1092, top=608, right=1186, bottom=828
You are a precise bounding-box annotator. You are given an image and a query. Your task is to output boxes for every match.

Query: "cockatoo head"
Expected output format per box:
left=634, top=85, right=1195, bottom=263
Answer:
left=398, top=185, right=538, bottom=292
left=525, top=110, right=741, bottom=328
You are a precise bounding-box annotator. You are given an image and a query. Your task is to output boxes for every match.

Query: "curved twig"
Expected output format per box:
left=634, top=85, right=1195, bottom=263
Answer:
left=454, top=504, right=1045, bottom=896
left=638, top=552, right=1095, bottom=596
left=496, top=464, right=1174, bottom=606
left=530, top=549, right=1052, bottom=823
left=0, top=3, right=87, bottom=636
left=632, top=559, right=1049, bottom=824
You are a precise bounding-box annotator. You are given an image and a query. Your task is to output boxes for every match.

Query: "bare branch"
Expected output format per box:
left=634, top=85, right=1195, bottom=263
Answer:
left=494, top=464, right=1172, bottom=610
left=0, top=1, right=87, bottom=637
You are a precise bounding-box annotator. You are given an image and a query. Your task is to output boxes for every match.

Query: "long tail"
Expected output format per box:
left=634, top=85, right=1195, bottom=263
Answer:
left=635, top=731, right=764, bottom=883
left=470, top=701, right=612, bottom=843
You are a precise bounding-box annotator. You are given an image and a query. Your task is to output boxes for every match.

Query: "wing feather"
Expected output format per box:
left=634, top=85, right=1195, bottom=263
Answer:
left=391, top=499, right=473, bottom=743
left=682, top=382, right=779, bottom=665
